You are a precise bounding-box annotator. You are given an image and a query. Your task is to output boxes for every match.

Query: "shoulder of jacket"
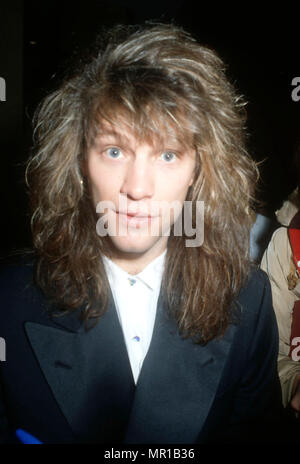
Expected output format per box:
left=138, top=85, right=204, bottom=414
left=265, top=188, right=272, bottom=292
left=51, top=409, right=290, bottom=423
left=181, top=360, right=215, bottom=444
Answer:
left=0, top=261, right=35, bottom=291
left=234, top=267, right=270, bottom=322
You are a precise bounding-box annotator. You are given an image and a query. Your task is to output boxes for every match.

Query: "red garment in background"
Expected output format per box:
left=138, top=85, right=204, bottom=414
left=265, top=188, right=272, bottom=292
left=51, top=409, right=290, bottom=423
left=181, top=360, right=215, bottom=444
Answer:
left=288, top=211, right=300, bottom=361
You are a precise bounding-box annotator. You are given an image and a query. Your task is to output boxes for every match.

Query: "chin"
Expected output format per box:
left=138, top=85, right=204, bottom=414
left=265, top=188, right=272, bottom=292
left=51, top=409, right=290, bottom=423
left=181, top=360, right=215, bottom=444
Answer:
left=108, top=234, right=166, bottom=257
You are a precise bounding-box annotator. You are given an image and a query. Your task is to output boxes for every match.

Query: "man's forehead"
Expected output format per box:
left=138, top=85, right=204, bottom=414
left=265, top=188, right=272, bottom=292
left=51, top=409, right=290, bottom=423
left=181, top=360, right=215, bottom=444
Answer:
left=97, top=120, right=128, bottom=137
left=93, top=118, right=192, bottom=149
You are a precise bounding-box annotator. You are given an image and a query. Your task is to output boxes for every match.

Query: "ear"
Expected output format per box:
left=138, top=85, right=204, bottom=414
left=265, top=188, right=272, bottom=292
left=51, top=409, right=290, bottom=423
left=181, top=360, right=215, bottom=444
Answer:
left=188, top=175, right=194, bottom=187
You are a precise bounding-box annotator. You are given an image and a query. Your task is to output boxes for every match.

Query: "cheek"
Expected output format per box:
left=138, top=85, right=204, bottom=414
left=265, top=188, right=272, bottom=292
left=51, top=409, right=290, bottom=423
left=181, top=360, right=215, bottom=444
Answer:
left=86, top=163, right=101, bottom=197
left=159, top=168, right=194, bottom=202
left=86, top=158, right=118, bottom=202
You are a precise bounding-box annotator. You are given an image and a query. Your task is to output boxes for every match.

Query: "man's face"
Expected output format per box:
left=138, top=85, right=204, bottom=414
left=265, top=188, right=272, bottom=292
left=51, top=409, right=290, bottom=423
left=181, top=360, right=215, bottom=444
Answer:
left=85, top=120, right=196, bottom=260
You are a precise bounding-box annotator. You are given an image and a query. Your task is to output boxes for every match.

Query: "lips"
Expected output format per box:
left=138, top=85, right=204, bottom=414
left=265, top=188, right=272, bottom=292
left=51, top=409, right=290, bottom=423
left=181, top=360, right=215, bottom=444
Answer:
left=117, top=211, right=153, bottom=218
left=115, top=210, right=158, bottom=229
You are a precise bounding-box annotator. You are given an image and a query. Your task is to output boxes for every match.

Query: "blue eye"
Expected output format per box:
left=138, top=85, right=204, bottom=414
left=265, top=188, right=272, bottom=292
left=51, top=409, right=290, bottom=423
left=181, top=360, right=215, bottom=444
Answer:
left=107, top=147, right=122, bottom=159
left=161, top=151, right=177, bottom=162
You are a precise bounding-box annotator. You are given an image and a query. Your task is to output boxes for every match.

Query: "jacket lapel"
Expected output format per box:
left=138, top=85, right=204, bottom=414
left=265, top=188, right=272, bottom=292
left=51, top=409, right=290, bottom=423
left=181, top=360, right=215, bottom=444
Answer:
left=24, top=299, right=135, bottom=443
left=124, top=293, right=236, bottom=444
left=25, top=289, right=237, bottom=444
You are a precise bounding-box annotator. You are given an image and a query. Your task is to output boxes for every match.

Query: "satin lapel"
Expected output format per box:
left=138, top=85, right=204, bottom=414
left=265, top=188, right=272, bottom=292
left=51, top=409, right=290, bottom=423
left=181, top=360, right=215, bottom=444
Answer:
left=124, top=293, right=236, bottom=444
left=24, top=299, right=135, bottom=442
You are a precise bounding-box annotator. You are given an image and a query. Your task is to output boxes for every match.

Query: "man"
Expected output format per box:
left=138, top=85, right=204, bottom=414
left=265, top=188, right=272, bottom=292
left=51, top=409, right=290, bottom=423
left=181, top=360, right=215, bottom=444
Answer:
left=0, top=23, right=283, bottom=444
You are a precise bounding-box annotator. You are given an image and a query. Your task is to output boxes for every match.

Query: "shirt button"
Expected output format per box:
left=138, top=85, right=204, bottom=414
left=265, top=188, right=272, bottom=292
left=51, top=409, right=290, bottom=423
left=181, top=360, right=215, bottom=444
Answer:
left=133, top=336, right=141, bottom=342
left=128, top=278, right=136, bottom=286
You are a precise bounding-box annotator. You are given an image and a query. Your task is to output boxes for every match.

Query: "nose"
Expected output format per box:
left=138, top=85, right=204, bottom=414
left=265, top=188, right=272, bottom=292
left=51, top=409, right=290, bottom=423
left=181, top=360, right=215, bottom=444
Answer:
left=120, top=156, right=154, bottom=201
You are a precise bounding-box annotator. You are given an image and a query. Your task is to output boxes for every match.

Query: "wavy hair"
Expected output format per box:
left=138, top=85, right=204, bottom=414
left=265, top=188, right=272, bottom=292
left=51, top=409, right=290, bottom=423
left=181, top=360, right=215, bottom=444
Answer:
left=26, top=23, right=258, bottom=343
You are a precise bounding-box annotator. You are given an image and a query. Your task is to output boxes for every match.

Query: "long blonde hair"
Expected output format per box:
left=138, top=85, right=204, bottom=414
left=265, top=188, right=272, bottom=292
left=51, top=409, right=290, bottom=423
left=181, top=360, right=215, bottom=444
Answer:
left=26, top=23, right=258, bottom=343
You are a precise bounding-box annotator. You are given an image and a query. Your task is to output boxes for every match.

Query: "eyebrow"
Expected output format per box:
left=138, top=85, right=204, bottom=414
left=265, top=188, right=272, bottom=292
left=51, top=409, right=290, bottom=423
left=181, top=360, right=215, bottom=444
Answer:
left=90, top=131, right=130, bottom=151
left=92, top=128, right=190, bottom=153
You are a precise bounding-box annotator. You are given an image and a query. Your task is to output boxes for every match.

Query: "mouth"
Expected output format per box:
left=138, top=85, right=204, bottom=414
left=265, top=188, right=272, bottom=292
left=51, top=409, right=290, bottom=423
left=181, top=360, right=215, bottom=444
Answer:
left=117, top=211, right=153, bottom=218
left=115, top=211, right=158, bottom=228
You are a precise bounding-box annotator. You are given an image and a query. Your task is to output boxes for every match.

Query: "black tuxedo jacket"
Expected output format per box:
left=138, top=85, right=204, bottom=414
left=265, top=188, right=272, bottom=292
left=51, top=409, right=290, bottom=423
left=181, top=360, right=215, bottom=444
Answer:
left=0, top=261, right=283, bottom=444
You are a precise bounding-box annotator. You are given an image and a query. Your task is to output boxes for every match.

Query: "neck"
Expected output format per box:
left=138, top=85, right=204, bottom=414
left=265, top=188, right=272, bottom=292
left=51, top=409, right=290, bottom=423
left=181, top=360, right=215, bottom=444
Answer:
left=105, top=241, right=167, bottom=275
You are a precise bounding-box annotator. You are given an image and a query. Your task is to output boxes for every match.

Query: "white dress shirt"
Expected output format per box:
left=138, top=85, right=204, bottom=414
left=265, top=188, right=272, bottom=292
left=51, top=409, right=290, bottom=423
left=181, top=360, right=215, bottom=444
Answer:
left=103, top=249, right=167, bottom=384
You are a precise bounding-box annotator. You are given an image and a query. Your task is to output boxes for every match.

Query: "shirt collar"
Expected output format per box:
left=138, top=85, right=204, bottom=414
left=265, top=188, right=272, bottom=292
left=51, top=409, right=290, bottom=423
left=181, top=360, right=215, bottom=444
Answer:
left=136, top=249, right=167, bottom=290
left=102, top=249, right=167, bottom=291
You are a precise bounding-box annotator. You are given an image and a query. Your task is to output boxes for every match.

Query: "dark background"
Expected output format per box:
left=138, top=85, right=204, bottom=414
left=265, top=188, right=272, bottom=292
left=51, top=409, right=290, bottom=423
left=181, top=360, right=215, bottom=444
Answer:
left=0, top=1, right=300, bottom=260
